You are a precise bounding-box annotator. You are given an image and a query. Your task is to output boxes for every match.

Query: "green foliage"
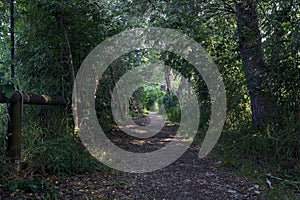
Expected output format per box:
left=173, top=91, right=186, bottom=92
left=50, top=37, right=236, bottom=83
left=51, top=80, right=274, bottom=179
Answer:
left=0, top=177, right=61, bottom=199
left=140, top=84, right=163, bottom=111
left=165, top=106, right=181, bottom=123
left=0, top=72, right=15, bottom=98
left=128, top=84, right=163, bottom=116
left=9, top=178, right=44, bottom=193
left=158, top=92, right=181, bottom=123
left=212, top=126, right=300, bottom=199
left=161, top=92, right=179, bottom=111
left=0, top=106, right=103, bottom=176
left=0, top=0, right=10, bottom=65
left=21, top=118, right=101, bottom=175
left=260, top=0, right=299, bottom=126
left=0, top=105, right=8, bottom=174
left=0, top=0, right=299, bottom=198
left=0, top=0, right=113, bottom=176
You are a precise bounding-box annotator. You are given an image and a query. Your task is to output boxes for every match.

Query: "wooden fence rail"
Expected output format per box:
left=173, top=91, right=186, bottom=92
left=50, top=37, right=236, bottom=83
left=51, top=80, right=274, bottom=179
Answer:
left=0, top=91, right=66, bottom=105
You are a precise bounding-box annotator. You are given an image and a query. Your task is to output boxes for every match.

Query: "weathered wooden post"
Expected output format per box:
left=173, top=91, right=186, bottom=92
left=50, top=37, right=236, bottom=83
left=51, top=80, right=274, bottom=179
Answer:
left=7, top=91, right=22, bottom=163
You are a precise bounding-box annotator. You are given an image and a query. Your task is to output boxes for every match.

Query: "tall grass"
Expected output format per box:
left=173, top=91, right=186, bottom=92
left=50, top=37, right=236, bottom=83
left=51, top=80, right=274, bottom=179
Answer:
left=0, top=105, right=105, bottom=176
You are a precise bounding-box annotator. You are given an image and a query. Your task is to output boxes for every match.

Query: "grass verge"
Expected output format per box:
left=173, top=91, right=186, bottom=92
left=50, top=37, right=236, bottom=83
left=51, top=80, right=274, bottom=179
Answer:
left=209, top=128, right=300, bottom=200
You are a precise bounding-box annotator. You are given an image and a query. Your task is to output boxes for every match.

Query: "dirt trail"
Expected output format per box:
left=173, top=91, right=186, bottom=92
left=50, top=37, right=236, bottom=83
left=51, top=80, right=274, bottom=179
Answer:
left=1, top=113, right=264, bottom=199
left=54, top=145, right=263, bottom=199
left=121, top=114, right=263, bottom=199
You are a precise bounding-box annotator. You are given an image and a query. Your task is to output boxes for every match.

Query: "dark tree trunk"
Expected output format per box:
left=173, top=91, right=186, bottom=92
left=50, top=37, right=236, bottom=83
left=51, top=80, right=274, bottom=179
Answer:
left=235, top=1, right=277, bottom=128
left=10, top=0, right=15, bottom=79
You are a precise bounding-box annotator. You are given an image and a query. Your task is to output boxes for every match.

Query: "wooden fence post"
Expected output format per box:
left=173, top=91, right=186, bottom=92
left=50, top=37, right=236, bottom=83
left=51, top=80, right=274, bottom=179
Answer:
left=7, top=92, right=22, bottom=163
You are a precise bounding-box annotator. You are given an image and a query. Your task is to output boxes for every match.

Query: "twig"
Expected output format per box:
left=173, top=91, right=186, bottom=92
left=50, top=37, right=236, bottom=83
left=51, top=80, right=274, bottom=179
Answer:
left=267, top=173, right=300, bottom=185
left=255, top=0, right=273, bottom=27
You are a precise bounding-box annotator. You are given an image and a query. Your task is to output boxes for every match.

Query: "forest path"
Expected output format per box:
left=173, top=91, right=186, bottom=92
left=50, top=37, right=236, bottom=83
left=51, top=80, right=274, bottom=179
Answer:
left=0, top=113, right=265, bottom=199
left=53, top=112, right=264, bottom=199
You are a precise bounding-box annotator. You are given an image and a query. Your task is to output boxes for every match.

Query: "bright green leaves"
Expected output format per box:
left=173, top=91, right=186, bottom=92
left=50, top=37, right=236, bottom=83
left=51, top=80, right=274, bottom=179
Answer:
left=0, top=1, right=3, bottom=8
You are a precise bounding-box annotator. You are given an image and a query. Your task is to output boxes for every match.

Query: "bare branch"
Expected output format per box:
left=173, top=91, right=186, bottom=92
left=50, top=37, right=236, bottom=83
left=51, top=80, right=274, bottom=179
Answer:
left=267, top=174, right=300, bottom=185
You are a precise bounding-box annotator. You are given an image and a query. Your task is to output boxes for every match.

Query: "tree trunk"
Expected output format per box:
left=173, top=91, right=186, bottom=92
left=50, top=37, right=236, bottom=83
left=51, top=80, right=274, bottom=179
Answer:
left=177, top=76, right=186, bottom=98
left=109, top=66, right=125, bottom=118
left=56, top=1, right=78, bottom=134
left=235, top=1, right=277, bottom=128
left=164, top=66, right=173, bottom=92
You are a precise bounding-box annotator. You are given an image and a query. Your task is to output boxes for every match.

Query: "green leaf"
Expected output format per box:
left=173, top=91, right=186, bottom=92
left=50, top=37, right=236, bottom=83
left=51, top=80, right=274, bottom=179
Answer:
left=9, top=181, right=19, bottom=192
left=0, top=74, right=15, bottom=98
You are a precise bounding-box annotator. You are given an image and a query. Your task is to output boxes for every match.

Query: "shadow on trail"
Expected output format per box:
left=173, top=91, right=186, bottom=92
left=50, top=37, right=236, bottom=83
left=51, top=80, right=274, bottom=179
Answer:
left=102, top=112, right=264, bottom=199
left=1, top=112, right=264, bottom=200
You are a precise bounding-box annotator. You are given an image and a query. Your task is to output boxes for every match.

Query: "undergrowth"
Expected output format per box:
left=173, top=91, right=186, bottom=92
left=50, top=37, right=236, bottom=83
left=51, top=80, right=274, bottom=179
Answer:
left=0, top=105, right=111, bottom=197
left=210, top=122, right=300, bottom=200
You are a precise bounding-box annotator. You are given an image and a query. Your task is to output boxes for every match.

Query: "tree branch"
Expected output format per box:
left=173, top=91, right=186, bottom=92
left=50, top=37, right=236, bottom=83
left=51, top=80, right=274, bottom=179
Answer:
left=222, top=0, right=236, bottom=14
